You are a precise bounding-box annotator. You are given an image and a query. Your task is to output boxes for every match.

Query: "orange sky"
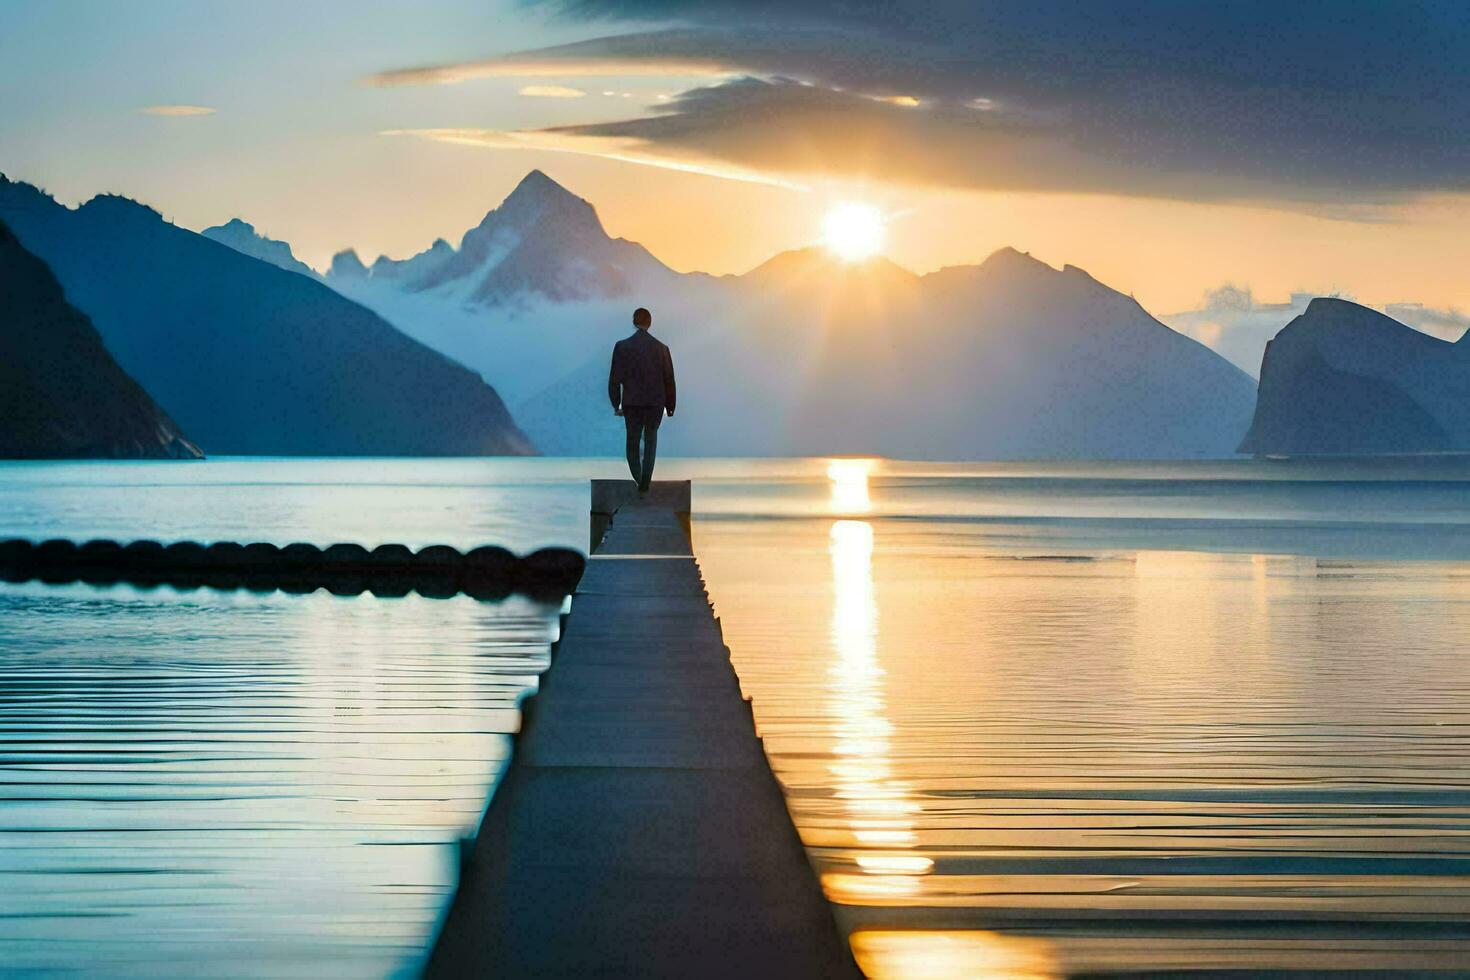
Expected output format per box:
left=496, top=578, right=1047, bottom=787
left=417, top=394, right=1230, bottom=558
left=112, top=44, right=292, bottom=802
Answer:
left=135, top=140, right=1469, bottom=317
left=5, top=1, right=1468, bottom=318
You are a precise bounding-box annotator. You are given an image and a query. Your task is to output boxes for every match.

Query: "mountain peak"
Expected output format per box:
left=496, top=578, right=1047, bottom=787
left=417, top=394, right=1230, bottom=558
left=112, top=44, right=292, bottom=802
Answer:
left=0, top=175, right=59, bottom=212
left=321, top=169, right=670, bottom=305
left=511, top=169, right=564, bottom=198
left=1242, top=296, right=1468, bottom=455
left=494, top=169, right=600, bottom=229
left=742, top=246, right=919, bottom=290
left=328, top=248, right=368, bottom=279
left=978, top=246, right=1052, bottom=274
left=217, top=217, right=256, bottom=234
left=1293, top=297, right=1412, bottom=336
left=1267, top=298, right=1457, bottom=371
left=79, top=193, right=163, bottom=223
left=1303, top=296, right=1366, bottom=318
left=202, top=217, right=318, bottom=279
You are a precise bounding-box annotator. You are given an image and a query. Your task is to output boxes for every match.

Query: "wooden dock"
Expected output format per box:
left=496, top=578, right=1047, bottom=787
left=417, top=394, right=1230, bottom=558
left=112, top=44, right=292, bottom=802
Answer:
left=426, top=481, right=858, bottom=979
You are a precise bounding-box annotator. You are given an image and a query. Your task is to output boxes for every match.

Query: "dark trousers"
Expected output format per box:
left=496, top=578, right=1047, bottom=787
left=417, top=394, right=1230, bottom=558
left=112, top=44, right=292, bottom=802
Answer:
left=622, top=406, right=663, bottom=490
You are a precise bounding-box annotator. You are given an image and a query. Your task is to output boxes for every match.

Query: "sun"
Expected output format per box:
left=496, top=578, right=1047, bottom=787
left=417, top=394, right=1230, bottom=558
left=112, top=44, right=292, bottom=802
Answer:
left=822, top=202, right=887, bottom=262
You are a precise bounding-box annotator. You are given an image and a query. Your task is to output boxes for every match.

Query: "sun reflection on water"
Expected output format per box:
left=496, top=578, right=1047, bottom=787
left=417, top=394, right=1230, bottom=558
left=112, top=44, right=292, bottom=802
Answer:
left=823, top=518, right=926, bottom=902
left=851, top=930, right=1061, bottom=979
left=827, top=458, right=875, bottom=514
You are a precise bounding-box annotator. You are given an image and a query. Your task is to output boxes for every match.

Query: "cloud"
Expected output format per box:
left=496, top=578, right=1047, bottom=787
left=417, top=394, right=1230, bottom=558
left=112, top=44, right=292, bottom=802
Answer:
left=519, top=84, right=588, bottom=98
left=1384, top=303, right=1470, bottom=341
left=366, top=36, right=734, bottom=86
left=1162, top=287, right=1323, bottom=375
left=1163, top=286, right=1467, bottom=375
left=533, top=76, right=1299, bottom=203
left=380, top=126, right=804, bottom=189
left=136, top=105, right=216, bottom=117
left=370, top=2, right=1470, bottom=207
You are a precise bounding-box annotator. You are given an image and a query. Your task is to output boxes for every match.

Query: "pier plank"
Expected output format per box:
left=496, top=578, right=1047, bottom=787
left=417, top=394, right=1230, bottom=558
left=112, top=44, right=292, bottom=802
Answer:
left=426, top=483, right=857, bottom=979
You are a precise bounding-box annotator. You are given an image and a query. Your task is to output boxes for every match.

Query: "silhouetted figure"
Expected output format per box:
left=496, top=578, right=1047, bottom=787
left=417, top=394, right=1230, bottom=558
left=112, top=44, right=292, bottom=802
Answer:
left=609, top=307, right=676, bottom=494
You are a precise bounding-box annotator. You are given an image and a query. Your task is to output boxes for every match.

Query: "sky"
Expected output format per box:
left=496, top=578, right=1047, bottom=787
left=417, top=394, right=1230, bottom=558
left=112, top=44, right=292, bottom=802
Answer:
left=2, top=0, right=1469, bottom=316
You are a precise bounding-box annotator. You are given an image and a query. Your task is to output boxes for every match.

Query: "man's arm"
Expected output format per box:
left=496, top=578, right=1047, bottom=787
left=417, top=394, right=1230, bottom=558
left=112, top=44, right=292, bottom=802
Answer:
left=608, top=344, right=622, bottom=414
left=662, top=344, right=676, bottom=416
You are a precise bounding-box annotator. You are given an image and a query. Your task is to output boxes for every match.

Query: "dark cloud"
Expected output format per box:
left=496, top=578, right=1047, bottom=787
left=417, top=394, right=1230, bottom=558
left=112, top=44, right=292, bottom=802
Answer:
left=540, top=75, right=1282, bottom=201
left=386, top=1, right=1470, bottom=204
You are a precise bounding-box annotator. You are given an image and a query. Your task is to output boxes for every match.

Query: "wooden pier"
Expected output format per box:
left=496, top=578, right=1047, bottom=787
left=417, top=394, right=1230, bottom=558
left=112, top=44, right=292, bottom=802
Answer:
left=426, top=481, right=858, bottom=978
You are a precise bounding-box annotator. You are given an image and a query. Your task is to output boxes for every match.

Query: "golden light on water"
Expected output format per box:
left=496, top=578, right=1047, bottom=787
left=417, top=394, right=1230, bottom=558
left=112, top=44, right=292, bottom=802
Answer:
left=823, top=202, right=888, bottom=262
left=822, top=518, right=928, bottom=905
left=827, top=458, right=875, bottom=514
left=856, top=854, right=935, bottom=874
left=850, top=930, right=1062, bottom=979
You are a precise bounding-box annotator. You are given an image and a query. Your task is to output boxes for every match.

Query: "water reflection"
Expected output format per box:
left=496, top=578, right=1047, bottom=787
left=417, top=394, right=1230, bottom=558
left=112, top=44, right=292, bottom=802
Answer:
left=850, top=930, right=1060, bottom=980
left=0, top=581, right=561, bottom=977
left=823, top=519, right=928, bottom=901
left=827, top=459, right=875, bottom=515
left=700, top=516, right=1470, bottom=976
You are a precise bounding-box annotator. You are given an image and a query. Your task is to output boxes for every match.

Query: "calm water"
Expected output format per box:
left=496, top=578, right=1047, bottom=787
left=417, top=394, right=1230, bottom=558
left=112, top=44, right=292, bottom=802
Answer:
left=3, top=456, right=1470, bottom=976
left=694, top=458, right=1470, bottom=977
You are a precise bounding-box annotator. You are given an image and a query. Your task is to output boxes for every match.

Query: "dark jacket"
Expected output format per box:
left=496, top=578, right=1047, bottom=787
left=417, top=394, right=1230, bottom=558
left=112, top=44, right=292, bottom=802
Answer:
left=608, top=329, right=676, bottom=412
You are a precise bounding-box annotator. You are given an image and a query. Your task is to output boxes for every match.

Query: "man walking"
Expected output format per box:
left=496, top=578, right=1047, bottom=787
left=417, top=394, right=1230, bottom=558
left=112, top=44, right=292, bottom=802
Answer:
left=608, top=307, right=676, bottom=494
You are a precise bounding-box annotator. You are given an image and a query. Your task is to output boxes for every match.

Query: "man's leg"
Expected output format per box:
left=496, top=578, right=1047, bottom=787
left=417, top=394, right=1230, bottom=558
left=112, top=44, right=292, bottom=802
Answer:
left=624, top=413, right=642, bottom=485
left=639, top=411, right=662, bottom=492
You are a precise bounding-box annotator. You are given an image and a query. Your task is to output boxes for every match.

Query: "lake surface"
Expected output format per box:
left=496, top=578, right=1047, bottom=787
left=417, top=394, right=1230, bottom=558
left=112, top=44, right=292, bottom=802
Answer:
left=694, top=458, right=1470, bottom=977
left=2, top=456, right=1470, bottom=976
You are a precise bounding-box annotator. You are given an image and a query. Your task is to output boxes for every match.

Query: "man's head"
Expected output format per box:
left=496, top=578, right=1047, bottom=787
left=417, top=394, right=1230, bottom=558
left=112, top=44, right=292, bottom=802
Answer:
left=632, top=307, right=652, bottom=331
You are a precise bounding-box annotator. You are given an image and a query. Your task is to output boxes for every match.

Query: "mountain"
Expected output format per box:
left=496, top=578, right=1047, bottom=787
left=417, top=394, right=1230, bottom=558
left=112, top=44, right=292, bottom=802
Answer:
left=329, top=248, right=369, bottom=281
left=1240, top=298, right=1470, bottom=455
left=201, top=218, right=319, bottom=279
left=0, top=176, right=533, bottom=456
left=250, top=169, right=1254, bottom=459
left=0, top=218, right=200, bottom=459
left=326, top=169, right=680, bottom=307
left=520, top=246, right=1258, bottom=459
left=323, top=171, right=725, bottom=409
left=1162, top=287, right=1470, bottom=378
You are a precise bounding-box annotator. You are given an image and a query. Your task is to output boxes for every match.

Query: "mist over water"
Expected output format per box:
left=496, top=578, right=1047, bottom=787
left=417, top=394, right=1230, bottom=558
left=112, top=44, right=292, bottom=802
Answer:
left=2, top=456, right=1469, bottom=976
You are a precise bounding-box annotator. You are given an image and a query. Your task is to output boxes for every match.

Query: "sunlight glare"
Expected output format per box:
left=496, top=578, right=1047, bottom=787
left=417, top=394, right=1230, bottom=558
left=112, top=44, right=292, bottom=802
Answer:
left=850, top=930, right=1061, bottom=979
left=823, top=202, right=887, bottom=262
left=828, top=458, right=875, bottom=514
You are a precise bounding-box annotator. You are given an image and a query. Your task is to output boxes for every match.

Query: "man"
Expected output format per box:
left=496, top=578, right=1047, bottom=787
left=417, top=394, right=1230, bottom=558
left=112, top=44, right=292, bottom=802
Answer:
left=608, top=307, right=676, bottom=494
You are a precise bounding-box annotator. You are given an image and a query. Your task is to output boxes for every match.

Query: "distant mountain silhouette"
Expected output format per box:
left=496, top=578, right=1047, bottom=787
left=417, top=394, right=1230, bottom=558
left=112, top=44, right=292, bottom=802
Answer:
left=0, top=176, right=533, bottom=456
left=241, top=169, right=1257, bottom=459
left=1240, top=298, right=1470, bottom=455
left=202, top=218, right=320, bottom=279
left=329, top=248, right=370, bottom=281
left=0, top=219, right=200, bottom=459
left=521, top=244, right=1257, bottom=459
left=326, top=169, right=680, bottom=307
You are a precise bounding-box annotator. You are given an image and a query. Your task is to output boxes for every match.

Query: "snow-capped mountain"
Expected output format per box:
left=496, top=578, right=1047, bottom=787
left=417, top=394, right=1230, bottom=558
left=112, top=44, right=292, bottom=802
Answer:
left=319, top=171, right=726, bottom=406
left=326, top=169, right=680, bottom=307
left=220, top=168, right=1258, bottom=459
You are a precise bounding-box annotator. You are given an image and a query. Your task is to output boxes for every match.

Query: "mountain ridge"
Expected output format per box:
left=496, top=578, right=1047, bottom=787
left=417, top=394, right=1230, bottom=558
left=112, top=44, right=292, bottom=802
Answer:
left=489, top=175, right=1259, bottom=460
left=326, top=169, right=680, bottom=307
left=0, top=217, right=201, bottom=459
left=202, top=218, right=319, bottom=279
left=1240, top=298, right=1470, bottom=455
left=0, top=174, right=535, bottom=457
left=122, top=167, right=1259, bottom=460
